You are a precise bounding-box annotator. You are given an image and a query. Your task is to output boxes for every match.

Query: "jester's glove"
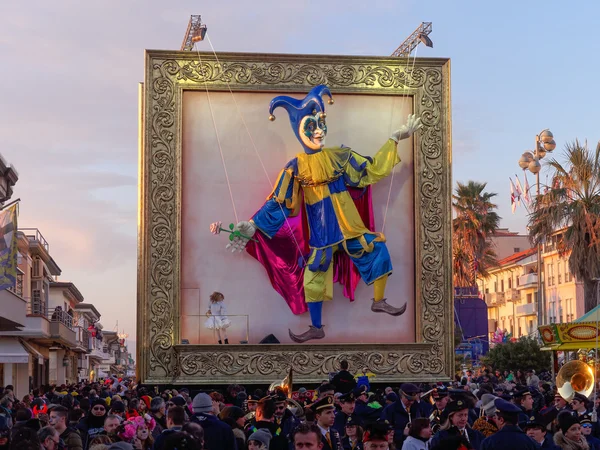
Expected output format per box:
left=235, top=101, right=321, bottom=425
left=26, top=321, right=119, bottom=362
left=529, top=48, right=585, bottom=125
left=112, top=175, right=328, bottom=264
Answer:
left=391, top=114, right=422, bottom=142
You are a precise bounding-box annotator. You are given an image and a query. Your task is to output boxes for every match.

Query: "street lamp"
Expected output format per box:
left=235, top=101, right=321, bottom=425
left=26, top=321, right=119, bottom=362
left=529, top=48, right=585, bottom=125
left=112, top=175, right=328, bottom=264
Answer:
left=518, top=129, right=556, bottom=328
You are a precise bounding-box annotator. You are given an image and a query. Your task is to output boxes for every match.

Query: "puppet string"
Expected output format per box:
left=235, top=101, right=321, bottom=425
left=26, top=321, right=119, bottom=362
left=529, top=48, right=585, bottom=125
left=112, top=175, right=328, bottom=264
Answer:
left=195, top=45, right=239, bottom=224
left=202, top=36, right=307, bottom=264
left=382, top=44, right=419, bottom=233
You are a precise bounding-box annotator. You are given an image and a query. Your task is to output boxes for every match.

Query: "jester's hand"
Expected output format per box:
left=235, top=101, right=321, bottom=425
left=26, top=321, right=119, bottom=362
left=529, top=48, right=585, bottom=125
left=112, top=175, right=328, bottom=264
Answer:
left=225, top=221, right=257, bottom=253
left=391, top=114, right=422, bottom=142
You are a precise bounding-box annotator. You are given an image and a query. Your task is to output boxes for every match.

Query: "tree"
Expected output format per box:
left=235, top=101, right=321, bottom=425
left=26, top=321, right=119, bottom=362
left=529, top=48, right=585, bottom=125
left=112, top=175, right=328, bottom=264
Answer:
left=452, top=181, right=501, bottom=287
left=528, top=140, right=600, bottom=313
left=481, top=336, right=551, bottom=373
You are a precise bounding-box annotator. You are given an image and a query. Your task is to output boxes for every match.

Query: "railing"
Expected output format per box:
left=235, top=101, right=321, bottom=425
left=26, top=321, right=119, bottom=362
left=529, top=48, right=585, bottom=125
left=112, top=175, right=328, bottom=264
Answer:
left=505, top=288, right=520, bottom=302
left=28, top=297, right=48, bottom=316
left=519, top=273, right=538, bottom=287
left=78, top=328, right=91, bottom=350
left=7, top=271, right=24, bottom=297
left=19, top=228, right=49, bottom=252
left=48, top=310, right=73, bottom=329
left=516, top=303, right=536, bottom=316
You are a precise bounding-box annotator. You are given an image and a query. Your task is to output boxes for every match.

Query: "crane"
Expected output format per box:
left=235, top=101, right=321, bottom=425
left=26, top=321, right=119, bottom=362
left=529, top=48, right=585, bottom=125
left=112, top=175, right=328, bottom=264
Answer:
left=181, top=15, right=208, bottom=51
left=391, top=22, right=433, bottom=57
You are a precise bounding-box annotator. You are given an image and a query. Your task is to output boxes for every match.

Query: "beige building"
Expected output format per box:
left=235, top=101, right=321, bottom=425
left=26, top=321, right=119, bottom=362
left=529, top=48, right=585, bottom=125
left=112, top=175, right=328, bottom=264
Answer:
left=479, top=228, right=585, bottom=341
left=489, top=228, right=531, bottom=261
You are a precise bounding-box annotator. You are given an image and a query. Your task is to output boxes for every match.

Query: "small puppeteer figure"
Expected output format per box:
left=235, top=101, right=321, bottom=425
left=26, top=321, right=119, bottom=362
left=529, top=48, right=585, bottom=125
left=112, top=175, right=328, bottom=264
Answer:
left=204, top=291, right=231, bottom=344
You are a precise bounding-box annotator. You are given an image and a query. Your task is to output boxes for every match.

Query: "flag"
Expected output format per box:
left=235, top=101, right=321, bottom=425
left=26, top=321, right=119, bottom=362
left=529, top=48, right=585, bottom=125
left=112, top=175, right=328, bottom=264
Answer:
left=523, top=171, right=531, bottom=206
left=510, top=178, right=517, bottom=214
left=514, top=174, right=524, bottom=206
left=0, top=204, right=18, bottom=291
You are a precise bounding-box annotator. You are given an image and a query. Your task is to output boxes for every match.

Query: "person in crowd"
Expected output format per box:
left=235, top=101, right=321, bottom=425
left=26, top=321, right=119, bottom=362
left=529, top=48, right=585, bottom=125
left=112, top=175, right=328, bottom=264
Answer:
left=401, top=418, right=431, bottom=450
left=154, top=406, right=186, bottom=450
left=333, top=392, right=359, bottom=435
left=429, top=389, right=449, bottom=434
left=49, top=405, right=83, bottom=450
left=0, top=416, right=10, bottom=450
left=471, top=394, right=498, bottom=438
left=39, top=426, right=61, bottom=450
left=554, top=411, right=588, bottom=450
left=363, top=422, right=392, bottom=450
left=78, top=399, right=109, bottom=449
left=292, top=422, right=325, bottom=450
left=332, top=361, right=358, bottom=394
left=218, top=406, right=246, bottom=450
left=571, top=394, right=591, bottom=419
left=311, top=396, right=340, bottom=450
left=273, top=392, right=301, bottom=441
left=120, top=415, right=155, bottom=450
left=11, top=426, right=42, bottom=450
left=522, top=414, right=559, bottom=450
left=430, top=399, right=484, bottom=450
left=580, top=417, right=600, bottom=450
left=513, top=389, right=535, bottom=427
left=341, top=416, right=363, bottom=450
left=480, top=398, right=537, bottom=450
left=149, top=398, right=166, bottom=438
left=381, top=384, right=423, bottom=449
left=0, top=398, right=13, bottom=430
left=190, top=393, right=235, bottom=450
left=248, top=428, right=272, bottom=450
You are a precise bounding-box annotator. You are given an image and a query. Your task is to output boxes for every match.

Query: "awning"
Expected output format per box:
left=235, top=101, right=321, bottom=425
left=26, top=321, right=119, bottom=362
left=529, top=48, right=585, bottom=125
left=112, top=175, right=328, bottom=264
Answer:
left=0, top=338, right=29, bottom=363
left=575, top=304, right=600, bottom=323
left=20, top=339, right=45, bottom=365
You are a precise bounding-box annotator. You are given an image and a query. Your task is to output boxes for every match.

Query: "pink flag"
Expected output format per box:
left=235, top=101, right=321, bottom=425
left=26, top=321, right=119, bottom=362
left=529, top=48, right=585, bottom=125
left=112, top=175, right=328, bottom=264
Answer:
left=514, top=174, right=524, bottom=206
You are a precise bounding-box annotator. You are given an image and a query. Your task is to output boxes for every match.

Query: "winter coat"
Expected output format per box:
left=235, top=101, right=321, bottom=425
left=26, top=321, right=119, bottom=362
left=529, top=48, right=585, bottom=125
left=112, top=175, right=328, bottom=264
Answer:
left=554, top=431, right=590, bottom=450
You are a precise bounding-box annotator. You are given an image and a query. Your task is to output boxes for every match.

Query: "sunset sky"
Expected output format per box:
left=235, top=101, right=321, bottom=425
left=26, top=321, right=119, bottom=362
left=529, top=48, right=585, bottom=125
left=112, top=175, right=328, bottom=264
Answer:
left=1, top=0, right=598, bottom=355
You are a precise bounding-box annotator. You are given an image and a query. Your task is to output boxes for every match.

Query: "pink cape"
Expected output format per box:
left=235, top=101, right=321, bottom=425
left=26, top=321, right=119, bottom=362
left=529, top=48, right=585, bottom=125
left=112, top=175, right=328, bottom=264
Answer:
left=245, top=186, right=375, bottom=315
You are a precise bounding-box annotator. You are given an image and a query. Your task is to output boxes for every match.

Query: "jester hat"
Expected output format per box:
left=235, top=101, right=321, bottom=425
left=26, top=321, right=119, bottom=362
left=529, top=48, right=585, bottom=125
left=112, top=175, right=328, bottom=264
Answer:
left=269, top=85, right=333, bottom=153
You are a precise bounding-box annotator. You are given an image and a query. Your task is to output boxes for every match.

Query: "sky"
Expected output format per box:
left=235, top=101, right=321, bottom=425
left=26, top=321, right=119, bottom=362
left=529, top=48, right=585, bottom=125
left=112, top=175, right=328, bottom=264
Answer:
left=1, top=0, right=599, bottom=354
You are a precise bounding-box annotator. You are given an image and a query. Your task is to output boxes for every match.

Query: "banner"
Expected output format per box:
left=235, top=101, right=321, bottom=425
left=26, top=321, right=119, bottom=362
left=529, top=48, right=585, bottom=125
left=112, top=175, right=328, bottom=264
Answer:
left=0, top=204, right=18, bottom=291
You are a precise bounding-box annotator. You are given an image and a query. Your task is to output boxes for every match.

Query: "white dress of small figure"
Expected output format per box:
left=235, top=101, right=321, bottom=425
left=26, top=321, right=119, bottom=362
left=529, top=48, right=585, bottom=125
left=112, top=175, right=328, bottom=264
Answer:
left=204, top=291, right=231, bottom=344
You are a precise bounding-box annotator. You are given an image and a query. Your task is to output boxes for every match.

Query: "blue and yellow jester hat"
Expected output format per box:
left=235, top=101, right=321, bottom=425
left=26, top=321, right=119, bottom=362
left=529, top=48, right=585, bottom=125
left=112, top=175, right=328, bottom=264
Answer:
left=268, top=85, right=334, bottom=153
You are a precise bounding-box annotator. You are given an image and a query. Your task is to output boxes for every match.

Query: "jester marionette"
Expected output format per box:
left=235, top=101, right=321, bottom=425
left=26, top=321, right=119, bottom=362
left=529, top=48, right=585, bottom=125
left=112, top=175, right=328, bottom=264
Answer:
left=214, top=85, right=422, bottom=343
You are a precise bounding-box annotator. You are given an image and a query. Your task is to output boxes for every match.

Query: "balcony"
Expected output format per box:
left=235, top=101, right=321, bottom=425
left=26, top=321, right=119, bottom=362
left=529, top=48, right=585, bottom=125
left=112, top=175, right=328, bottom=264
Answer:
left=518, top=273, right=538, bottom=289
left=485, top=292, right=505, bottom=306
left=505, top=288, right=520, bottom=302
left=48, top=310, right=76, bottom=347
left=516, top=303, right=536, bottom=316
left=73, top=327, right=90, bottom=353
left=0, top=298, right=50, bottom=338
left=20, top=228, right=49, bottom=253
left=0, top=288, right=26, bottom=331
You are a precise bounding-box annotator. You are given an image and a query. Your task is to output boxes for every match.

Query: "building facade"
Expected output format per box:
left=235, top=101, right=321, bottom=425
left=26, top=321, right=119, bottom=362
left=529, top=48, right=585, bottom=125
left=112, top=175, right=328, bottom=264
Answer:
left=479, top=228, right=585, bottom=341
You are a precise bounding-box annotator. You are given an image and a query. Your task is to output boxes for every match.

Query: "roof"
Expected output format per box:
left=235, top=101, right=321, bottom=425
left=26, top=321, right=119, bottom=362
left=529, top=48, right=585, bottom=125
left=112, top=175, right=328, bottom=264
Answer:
left=496, top=247, right=537, bottom=267
left=49, top=281, right=84, bottom=303
left=575, top=304, right=600, bottom=323
left=492, top=228, right=525, bottom=237
left=74, top=303, right=101, bottom=319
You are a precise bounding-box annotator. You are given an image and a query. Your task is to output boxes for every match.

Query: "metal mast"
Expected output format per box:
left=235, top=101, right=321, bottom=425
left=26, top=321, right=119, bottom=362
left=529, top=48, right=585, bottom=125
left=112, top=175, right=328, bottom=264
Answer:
left=391, top=22, right=433, bottom=57
left=181, top=15, right=208, bottom=51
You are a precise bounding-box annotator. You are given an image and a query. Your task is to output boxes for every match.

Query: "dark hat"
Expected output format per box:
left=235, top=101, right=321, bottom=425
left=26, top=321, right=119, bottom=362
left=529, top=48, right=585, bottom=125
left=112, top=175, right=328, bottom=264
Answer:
left=363, top=422, right=389, bottom=443
left=579, top=415, right=593, bottom=425
left=573, top=393, right=589, bottom=404
left=171, top=396, right=186, bottom=407
left=93, top=398, right=107, bottom=409
left=247, top=394, right=259, bottom=404
left=513, top=388, right=532, bottom=399
left=432, top=388, right=449, bottom=400
left=522, top=414, right=546, bottom=430
left=378, top=419, right=394, bottom=431
left=274, top=392, right=287, bottom=403
left=557, top=411, right=580, bottom=435
left=353, top=387, right=368, bottom=397
left=110, top=400, right=125, bottom=412
left=346, top=416, right=359, bottom=427
left=386, top=392, right=398, bottom=403
left=339, top=392, right=355, bottom=403
left=309, top=395, right=335, bottom=413
left=399, top=383, right=420, bottom=400
left=440, top=399, right=469, bottom=423
left=494, top=398, right=522, bottom=414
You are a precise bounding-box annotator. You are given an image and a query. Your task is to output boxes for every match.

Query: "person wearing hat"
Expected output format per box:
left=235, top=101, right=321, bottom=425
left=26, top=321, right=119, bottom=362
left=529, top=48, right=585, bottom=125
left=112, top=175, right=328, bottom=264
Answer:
left=76, top=398, right=108, bottom=449
left=362, top=422, right=390, bottom=450
left=430, top=399, right=485, bottom=450
left=248, top=428, right=272, bottom=450
left=571, top=394, right=591, bottom=419
left=310, top=396, right=342, bottom=450
left=342, top=416, right=364, bottom=450
left=579, top=416, right=600, bottom=450
left=333, top=391, right=361, bottom=436
left=471, top=394, right=499, bottom=438
left=522, top=414, right=559, bottom=450
left=512, top=388, right=534, bottom=427
left=429, top=389, right=450, bottom=435
left=553, top=411, right=588, bottom=450
left=354, top=388, right=381, bottom=424
left=273, top=391, right=301, bottom=442
left=479, top=398, right=537, bottom=450
left=380, top=383, right=423, bottom=449
left=244, top=396, right=289, bottom=450
left=190, top=393, right=236, bottom=450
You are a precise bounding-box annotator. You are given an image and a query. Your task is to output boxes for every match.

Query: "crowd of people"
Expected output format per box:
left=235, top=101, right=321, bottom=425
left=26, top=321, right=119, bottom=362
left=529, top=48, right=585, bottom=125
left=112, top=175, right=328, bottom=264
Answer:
left=0, top=363, right=597, bottom=450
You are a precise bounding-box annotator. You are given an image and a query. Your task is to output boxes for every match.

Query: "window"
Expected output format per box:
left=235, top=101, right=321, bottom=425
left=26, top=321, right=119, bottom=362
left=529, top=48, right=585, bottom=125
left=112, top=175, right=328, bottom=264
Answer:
left=526, top=293, right=533, bottom=304
left=494, top=282, right=498, bottom=293
left=548, top=264, right=554, bottom=286
left=514, top=247, right=521, bottom=253
left=529, top=320, right=534, bottom=334
left=500, top=279, right=504, bottom=292
left=508, top=277, right=512, bottom=289
left=558, top=262, right=562, bottom=284
left=516, top=276, right=520, bottom=287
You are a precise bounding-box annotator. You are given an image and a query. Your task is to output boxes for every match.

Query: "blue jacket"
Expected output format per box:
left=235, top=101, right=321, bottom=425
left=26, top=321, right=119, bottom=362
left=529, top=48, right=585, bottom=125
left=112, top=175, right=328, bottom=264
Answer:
left=191, top=413, right=237, bottom=450
left=333, top=412, right=361, bottom=436
left=587, top=435, right=600, bottom=450
left=430, top=427, right=485, bottom=450
left=481, top=425, right=537, bottom=450
left=380, top=401, right=423, bottom=448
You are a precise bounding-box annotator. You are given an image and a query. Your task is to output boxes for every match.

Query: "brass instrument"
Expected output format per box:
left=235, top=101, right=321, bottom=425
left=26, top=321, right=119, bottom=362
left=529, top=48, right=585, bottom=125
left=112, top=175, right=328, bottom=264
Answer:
left=268, top=368, right=304, bottom=417
left=556, top=360, right=595, bottom=401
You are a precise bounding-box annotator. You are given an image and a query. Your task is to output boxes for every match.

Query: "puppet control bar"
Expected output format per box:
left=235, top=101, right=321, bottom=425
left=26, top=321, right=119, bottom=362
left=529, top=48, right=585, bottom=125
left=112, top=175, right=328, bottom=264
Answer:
left=391, top=22, right=433, bottom=57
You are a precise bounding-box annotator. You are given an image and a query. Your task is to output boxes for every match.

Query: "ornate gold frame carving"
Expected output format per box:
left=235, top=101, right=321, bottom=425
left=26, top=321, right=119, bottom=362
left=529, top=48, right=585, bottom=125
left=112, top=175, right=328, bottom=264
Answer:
left=138, top=50, right=453, bottom=384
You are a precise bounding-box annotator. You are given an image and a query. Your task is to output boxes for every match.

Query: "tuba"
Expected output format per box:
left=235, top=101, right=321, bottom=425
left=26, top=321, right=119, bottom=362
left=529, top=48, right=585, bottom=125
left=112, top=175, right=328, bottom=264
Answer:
left=556, top=360, right=595, bottom=401
left=269, top=368, right=305, bottom=417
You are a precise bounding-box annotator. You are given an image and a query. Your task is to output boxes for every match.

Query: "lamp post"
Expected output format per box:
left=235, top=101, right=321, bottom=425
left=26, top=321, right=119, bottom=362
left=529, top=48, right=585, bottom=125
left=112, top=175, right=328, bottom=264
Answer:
left=518, top=129, right=556, bottom=328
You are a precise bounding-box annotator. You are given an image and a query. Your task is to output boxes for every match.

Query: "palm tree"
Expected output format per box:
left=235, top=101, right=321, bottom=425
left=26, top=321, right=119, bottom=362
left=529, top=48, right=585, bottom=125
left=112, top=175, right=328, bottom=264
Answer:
left=529, top=140, right=600, bottom=313
left=452, top=181, right=501, bottom=287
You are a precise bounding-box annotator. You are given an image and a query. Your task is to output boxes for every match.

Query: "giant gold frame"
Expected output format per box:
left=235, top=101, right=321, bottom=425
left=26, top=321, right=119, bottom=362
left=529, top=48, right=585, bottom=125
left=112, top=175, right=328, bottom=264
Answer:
left=137, top=50, right=453, bottom=385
